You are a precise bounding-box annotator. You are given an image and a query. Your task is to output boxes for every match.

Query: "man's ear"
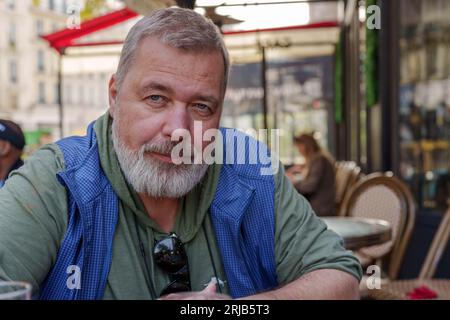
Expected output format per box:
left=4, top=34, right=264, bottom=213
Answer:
left=108, top=74, right=119, bottom=119
left=0, top=140, right=11, bottom=156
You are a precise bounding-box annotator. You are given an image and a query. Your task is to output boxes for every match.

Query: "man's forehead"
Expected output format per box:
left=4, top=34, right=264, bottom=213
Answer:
left=135, top=64, right=220, bottom=86
left=130, top=38, right=224, bottom=87
left=135, top=36, right=223, bottom=69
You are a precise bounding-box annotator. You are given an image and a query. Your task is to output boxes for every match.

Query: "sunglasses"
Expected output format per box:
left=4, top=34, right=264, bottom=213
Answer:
left=153, top=232, right=191, bottom=296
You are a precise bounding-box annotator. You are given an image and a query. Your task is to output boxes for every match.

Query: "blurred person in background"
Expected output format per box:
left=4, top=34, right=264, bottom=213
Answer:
left=0, top=119, right=25, bottom=188
left=286, top=133, right=336, bottom=216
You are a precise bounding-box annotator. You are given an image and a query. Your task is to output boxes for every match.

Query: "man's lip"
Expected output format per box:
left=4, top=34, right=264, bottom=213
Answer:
left=149, top=151, right=173, bottom=163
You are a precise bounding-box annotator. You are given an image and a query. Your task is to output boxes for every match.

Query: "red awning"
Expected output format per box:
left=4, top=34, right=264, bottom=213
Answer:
left=41, top=7, right=338, bottom=54
left=41, top=8, right=138, bottom=53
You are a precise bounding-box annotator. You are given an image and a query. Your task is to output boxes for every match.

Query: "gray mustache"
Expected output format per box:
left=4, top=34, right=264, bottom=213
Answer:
left=141, top=140, right=198, bottom=160
left=142, top=140, right=178, bottom=155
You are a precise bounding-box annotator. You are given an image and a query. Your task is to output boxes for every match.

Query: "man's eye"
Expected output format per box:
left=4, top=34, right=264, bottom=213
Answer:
left=194, top=103, right=210, bottom=111
left=147, top=95, right=164, bottom=103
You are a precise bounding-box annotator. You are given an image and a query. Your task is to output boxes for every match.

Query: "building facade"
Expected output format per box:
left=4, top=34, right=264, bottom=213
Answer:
left=0, top=0, right=120, bottom=146
left=0, top=0, right=68, bottom=140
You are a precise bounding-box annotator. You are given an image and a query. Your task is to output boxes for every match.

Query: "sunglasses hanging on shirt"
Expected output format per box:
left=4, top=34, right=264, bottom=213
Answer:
left=153, top=232, right=191, bottom=296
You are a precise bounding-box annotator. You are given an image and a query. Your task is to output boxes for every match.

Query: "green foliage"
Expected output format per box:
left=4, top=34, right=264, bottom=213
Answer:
left=365, top=0, right=379, bottom=108
left=80, top=0, right=107, bottom=21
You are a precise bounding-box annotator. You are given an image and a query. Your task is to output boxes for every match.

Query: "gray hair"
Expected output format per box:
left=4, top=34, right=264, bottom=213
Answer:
left=115, top=7, right=230, bottom=92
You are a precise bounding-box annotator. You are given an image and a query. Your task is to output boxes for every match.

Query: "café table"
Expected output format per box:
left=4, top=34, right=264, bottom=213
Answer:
left=322, top=217, right=392, bottom=250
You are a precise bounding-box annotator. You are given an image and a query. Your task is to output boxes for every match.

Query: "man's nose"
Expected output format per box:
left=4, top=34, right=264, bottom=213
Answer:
left=161, top=104, right=190, bottom=140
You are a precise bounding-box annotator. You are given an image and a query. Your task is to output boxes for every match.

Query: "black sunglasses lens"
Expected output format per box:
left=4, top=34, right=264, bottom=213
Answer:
left=160, top=280, right=191, bottom=296
left=153, top=234, right=191, bottom=297
left=153, top=235, right=188, bottom=274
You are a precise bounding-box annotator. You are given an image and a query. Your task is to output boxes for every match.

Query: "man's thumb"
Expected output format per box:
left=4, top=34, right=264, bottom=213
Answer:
left=202, top=280, right=217, bottom=294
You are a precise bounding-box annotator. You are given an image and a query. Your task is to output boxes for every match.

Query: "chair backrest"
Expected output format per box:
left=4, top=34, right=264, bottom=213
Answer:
left=384, top=172, right=416, bottom=279
left=335, top=161, right=361, bottom=216
left=418, top=207, right=450, bottom=279
left=340, top=173, right=416, bottom=278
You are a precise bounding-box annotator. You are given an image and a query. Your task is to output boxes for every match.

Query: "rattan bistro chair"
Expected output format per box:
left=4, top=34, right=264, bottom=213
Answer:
left=335, top=161, right=361, bottom=216
left=369, top=208, right=450, bottom=300
left=339, top=173, right=416, bottom=279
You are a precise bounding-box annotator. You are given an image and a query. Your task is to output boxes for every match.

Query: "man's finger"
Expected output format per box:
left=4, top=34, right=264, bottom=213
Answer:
left=202, top=281, right=217, bottom=294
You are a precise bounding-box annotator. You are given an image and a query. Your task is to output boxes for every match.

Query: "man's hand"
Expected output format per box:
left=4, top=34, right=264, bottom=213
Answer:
left=158, top=281, right=231, bottom=300
left=159, top=270, right=359, bottom=300
left=242, top=269, right=360, bottom=300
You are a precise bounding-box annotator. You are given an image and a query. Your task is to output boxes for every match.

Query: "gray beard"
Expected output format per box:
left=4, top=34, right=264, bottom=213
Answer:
left=111, top=119, right=208, bottom=198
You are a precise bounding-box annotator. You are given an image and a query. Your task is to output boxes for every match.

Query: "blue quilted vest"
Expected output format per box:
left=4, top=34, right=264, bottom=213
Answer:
left=39, top=123, right=278, bottom=299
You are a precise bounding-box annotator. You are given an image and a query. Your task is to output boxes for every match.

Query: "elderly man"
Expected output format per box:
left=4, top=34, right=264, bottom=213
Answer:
left=0, top=119, right=25, bottom=188
left=0, top=8, right=361, bottom=300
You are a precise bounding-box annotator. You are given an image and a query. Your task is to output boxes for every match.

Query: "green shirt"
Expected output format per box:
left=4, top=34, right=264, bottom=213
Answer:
left=0, top=113, right=362, bottom=299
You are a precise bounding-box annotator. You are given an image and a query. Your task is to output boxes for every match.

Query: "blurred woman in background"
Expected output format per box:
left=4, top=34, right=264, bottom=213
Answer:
left=286, top=133, right=336, bottom=216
